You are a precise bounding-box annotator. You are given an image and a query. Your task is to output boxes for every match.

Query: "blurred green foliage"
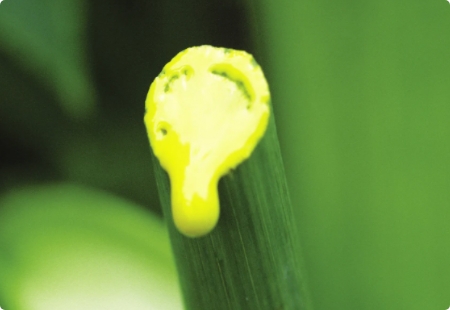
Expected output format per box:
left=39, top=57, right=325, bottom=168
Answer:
left=0, top=0, right=450, bottom=309
left=259, top=0, right=450, bottom=309
left=0, top=184, right=182, bottom=309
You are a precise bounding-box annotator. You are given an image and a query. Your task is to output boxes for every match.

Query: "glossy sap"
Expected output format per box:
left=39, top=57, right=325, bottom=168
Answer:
left=145, top=46, right=270, bottom=237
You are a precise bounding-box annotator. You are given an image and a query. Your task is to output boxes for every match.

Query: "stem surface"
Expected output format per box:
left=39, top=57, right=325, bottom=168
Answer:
left=152, top=110, right=313, bottom=310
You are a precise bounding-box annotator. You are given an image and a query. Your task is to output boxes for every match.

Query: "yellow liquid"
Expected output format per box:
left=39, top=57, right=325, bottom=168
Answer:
left=145, top=46, right=270, bottom=237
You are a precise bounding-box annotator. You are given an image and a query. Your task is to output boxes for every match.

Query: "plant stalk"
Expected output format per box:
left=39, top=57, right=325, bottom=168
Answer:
left=151, top=109, right=312, bottom=310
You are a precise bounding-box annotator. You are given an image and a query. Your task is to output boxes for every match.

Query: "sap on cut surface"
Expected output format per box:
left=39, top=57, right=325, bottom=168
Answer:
left=145, top=45, right=270, bottom=237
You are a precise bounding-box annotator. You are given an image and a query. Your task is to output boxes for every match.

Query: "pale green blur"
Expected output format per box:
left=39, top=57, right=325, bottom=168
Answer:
left=0, top=184, right=182, bottom=310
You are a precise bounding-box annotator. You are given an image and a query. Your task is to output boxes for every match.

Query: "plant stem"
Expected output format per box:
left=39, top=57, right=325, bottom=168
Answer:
left=151, top=109, right=313, bottom=310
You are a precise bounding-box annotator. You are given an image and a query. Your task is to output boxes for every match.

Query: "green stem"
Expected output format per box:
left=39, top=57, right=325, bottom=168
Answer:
left=151, top=109, right=313, bottom=310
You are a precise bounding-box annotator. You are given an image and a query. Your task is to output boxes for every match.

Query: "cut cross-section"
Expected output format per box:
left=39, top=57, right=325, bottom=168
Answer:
left=145, top=45, right=270, bottom=237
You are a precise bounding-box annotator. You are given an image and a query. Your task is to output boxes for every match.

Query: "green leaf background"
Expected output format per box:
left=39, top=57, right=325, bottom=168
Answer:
left=0, top=0, right=449, bottom=309
left=0, top=184, right=182, bottom=310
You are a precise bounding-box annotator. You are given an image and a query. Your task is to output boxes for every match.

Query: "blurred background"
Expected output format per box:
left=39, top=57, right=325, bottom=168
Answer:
left=0, top=0, right=449, bottom=309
